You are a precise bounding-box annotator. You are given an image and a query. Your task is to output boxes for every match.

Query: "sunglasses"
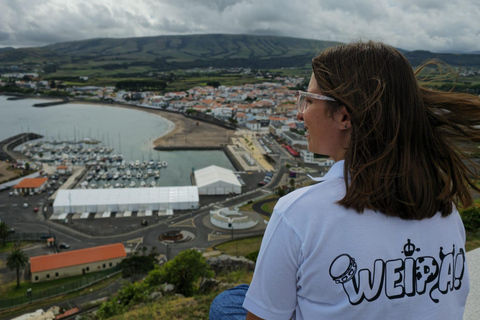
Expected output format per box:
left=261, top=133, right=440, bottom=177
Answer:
left=297, top=91, right=335, bottom=113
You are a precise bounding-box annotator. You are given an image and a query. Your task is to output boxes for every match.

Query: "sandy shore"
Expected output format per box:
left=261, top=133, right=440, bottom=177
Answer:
left=68, top=100, right=234, bottom=148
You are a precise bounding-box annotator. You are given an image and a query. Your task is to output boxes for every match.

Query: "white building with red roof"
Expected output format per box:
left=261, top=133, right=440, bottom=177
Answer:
left=14, top=177, right=48, bottom=194
left=30, top=243, right=126, bottom=282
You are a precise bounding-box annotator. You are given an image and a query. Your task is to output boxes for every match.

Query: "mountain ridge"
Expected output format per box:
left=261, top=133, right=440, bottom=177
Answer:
left=1, top=34, right=479, bottom=73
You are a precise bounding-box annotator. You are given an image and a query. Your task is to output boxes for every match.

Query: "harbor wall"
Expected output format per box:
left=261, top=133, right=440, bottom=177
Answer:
left=0, top=133, right=43, bottom=162
left=223, top=146, right=243, bottom=172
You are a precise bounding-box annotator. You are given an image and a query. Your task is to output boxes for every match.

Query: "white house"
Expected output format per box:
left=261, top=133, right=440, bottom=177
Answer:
left=246, top=121, right=261, bottom=131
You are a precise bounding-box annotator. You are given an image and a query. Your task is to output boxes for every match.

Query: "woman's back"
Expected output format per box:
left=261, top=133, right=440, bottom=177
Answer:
left=244, top=161, right=469, bottom=319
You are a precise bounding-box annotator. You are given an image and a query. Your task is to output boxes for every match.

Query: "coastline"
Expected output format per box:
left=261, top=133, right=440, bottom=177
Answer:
left=67, top=100, right=179, bottom=148
left=64, top=100, right=233, bottom=148
left=0, top=93, right=234, bottom=150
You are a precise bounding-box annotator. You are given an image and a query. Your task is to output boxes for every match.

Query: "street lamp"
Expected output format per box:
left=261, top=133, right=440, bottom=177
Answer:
left=164, top=243, right=170, bottom=261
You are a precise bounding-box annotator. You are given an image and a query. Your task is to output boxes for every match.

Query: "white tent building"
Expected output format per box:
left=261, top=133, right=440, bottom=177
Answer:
left=194, top=165, right=242, bottom=195
left=53, top=187, right=199, bottom=214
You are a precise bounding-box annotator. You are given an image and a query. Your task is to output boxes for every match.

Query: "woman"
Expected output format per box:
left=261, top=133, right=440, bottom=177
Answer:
left=210, top=41, right=480, bottom=319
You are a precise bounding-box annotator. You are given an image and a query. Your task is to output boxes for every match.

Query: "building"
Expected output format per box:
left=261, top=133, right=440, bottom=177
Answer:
left=246, top=120, right=261, bottom=131
left=14, top=177, right=48, bottom=194
left=281, top=131, right=308, bottom=147
left=53, top=187, right=200, bottom=214
left=56, top=165, right=71, bottom=174
left=30, top=243, right=126, bottom=283
left=194, top=165, right=242, bottom=195
left=269, top=120, right=290, bottom=136
left=210, top=207, right=258, bottom=230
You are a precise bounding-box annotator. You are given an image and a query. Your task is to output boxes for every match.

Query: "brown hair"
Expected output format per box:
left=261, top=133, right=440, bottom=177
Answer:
left=312, top=40, right=480, bottom=219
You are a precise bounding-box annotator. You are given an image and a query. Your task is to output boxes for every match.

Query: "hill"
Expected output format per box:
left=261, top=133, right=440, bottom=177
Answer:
left=1, top=34, right=480, bottom=78
left=0, top=34, right=341, bottom=73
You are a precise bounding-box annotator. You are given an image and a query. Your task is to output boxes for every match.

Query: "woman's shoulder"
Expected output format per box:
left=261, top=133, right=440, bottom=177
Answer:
left=274, top=178, right=346, bottom=214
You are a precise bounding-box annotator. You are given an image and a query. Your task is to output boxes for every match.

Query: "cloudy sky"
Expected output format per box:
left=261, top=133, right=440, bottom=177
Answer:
left=1, top=0, right=479, bottom=53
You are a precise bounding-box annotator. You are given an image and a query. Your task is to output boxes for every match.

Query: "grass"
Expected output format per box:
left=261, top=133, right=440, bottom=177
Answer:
left=261, top=201, right=276, bottom=215
left=215, top=236, right=263, bottom=257
left=0, top=241, right=30, bottom=254
left=238, top=194, right=279, bottom=221
left=107, top=293, right=219, bottom=320
left=103, top=271, right=254, bottom=320
left=0, top=272, right=103, bottom=299
left=466, top=232, right=480, bottom=252
left=0, top=273, right=122, bottom=319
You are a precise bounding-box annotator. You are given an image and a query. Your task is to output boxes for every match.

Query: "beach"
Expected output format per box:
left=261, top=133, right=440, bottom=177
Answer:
left=68, top=100, right=234, bottom=148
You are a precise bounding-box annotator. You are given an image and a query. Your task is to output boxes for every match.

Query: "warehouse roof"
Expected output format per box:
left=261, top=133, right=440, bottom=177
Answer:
left=53, top=186, right=199, bottom=209
left=194, top=165, right=241, bottom=188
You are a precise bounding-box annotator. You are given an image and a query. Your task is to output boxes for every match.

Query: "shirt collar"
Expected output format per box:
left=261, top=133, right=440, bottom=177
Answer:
left=308, top=160, right=345, bottom=182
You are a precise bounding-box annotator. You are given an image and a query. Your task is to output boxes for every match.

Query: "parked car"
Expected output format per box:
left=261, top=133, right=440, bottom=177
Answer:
left=59, top=243, right=70, bottom=249
left=8, top=228, right=15, bottom=234
left=23, top=203, right=29, bottom=208
left=33, top=207, right=39, bottom=212
left=258, top=181, right=266, bottom=186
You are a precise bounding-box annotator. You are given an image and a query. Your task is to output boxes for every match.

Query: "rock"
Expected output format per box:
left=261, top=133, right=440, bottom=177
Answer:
left=206, top=254, right=255, bottom=274
left=149, top=291, right=163, bottom=301
left=160, top=283, right=175, bottom=294
left=198, top=278, right=221, bottom=294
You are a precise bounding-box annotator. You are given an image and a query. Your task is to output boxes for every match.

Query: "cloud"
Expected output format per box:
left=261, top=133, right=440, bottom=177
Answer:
left=0, top=0, right=479, bottom=52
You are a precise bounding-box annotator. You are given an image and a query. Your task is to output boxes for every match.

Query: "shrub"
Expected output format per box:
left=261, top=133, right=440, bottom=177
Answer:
left=245, top=251, right=259, bottom=263
left=144, top=249, right=213, bottom=297
left=461, top=206, right=480, bottom=232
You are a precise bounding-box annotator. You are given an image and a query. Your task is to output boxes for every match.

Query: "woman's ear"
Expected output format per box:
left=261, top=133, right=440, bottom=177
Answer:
left=334, top=106, right=351, bottom=130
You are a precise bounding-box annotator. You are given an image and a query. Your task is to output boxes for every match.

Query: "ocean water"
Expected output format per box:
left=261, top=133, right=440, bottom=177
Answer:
left=0, top=95, right=235, bottom=186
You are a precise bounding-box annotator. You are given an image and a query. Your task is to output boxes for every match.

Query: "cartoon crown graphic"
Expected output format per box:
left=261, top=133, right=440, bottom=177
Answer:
left=402, top=239, right=420, bottom=257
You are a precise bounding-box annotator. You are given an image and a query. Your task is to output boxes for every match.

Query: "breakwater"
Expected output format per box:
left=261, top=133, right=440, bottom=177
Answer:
left=0, top=133, right=43, bottom=161
left=33, top=98, right=70, bottom=107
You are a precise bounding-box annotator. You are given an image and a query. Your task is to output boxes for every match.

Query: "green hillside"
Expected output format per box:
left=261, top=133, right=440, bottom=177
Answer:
left=1, top=34, right=480, bottom=80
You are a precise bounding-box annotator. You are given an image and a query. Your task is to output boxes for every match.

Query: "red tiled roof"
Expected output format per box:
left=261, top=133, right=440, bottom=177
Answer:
left=269, top=116, right=288, bottom=121
left=56, top=308, right=80, bottom=319
left=30, top=243, right=126, bottom=273
left=14, top=177, right=48, bottom=189
left=57, top=166, right=68, bottom=169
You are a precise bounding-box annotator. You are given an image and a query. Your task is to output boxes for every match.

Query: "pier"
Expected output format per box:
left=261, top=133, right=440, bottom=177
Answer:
left=33, top=98, right=70, bottom=107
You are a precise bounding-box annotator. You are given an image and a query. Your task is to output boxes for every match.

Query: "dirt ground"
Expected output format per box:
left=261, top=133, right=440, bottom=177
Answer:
left=150, top=111, right=233, bottom=148
left=0, top=162, right=17, bottom=184
left=70, top=101, right=233, bottom=148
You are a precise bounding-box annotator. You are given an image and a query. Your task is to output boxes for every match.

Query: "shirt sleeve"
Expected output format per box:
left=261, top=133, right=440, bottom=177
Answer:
left=243, top=208, right=302, bottom=319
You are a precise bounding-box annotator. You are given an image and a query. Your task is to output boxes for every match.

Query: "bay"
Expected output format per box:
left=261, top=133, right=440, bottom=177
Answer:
left=0, top=95, right=235, bottom=186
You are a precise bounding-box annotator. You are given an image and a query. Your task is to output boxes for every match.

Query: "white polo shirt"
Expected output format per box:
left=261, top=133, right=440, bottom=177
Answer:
left=243, top=160, right=469, bottom=319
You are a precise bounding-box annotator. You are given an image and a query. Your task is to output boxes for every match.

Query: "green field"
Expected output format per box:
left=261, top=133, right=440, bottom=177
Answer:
left=215, top=236, right=263, bottom=257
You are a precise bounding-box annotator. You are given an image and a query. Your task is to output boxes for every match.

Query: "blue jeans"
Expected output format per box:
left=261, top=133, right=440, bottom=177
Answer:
left=210, top=284, right=249, bottom=320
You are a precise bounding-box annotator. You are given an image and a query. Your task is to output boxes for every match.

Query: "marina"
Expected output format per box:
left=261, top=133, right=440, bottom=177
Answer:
left=0, top=96, right=236, bottom=186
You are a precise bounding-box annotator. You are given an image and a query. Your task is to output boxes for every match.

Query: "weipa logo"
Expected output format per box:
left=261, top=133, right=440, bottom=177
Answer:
left=329, top=239, right=466, bottom=305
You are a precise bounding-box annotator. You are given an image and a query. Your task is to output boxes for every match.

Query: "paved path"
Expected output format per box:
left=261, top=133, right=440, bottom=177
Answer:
left=465, top=247, right=480, bottom=319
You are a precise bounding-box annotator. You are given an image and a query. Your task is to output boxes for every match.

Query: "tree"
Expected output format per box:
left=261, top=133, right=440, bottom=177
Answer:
left=206, top=80, right=221, bottom=88
left=289, top=178, right=296, bottom=191
left=0, top=222, right=10, bottom=246
left=144, top=249, right=213, bottom=296
left=7, top=249, right=29, bottom=288
left=119, top=248, right=157, bottom=283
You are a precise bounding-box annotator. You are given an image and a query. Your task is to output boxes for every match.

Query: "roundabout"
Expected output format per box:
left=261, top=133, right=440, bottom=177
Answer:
left=159, top=230, right=196, bottom=244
